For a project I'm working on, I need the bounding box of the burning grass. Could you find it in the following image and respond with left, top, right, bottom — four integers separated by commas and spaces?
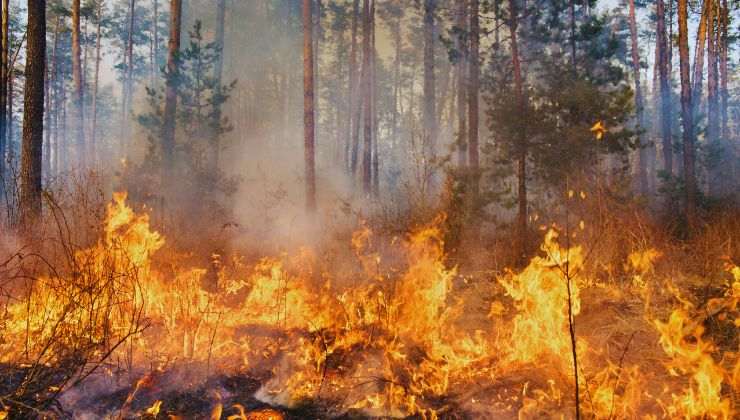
0, 192, 738, 419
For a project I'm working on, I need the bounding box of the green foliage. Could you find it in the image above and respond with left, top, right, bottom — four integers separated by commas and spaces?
137, 21, 237, 204
105, 0, 168, 84
483, 0, 636, 196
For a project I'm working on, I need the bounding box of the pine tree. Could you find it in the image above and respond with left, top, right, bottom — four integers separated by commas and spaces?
20, 0, 46, 225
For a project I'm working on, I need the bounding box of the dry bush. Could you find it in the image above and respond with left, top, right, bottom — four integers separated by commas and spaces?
0, 176, 149, 417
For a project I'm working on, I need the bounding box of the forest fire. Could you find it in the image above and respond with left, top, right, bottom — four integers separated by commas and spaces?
1, 193, 737, 418
0, 0, 738, 418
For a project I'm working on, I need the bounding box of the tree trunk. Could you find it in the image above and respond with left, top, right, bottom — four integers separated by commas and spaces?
691, 0, 710, 112
456, 0, 467, 167
162, 0, 182, 179
72, 0, 86, 168
468, 0, 479, 177
706, 0, 720, 195
656, 0, 672, 176
361, 0, 372, 195
493, 0, 500, 50
628, 0, 648, 194
121, 0, 135, 154
46, 18, 61, 175
719, 0, 730, 189
20, 0, 46, 225
677, 0, 696, 227
348, 0, 360, 176
5, 53, 11, 163
212, 0, 225, 174
390, 8, 401, 155
568, 0, 576, 74
0, 0, 7, 182
44, 45, 51, 175
509, 0, 528, 264
303, 0, 317, 211
91, 0, 103, 164
370, 0, 379, 196
151, 0, 158, 82
59, 68, 68, 173
423, 0, 437, 160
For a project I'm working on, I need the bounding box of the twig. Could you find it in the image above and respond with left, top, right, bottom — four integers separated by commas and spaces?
608, 331, 636, 420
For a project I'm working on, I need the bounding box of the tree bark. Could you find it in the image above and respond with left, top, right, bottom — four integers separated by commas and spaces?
390, 7, 401, 158
20, 0, 46, 225
303, 0, 317, 210
162, 0, 182, 179
691, 0, 710, 112
509, 0, 527, 261
677, 0, 696, 227
628, 0, 648, 194
370, 0, 379, 196
719, 0, 729, 188
47, 18, 62, 175
706, 0, 720, 195
423, 0, 437, 160
212, 0, 226, 174
61, 72, 68, 172
468, 0, 479, 177
656, 0, 672, 176
72, 0, 86, 168
361, 0, 372, 195
91, 0, 103, 164
121, 0, 135, 154
568, 0, 576, 74
5, 51, 11, 163
456, 0, 467, 167
0, 0, 7, 181
348, 0, 360, 176
151, 0, 158, 82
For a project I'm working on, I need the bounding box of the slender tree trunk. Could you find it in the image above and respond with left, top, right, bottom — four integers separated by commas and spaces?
667, 0, 673, 82
314, 0, 321, 146
72, 0, 86, 168
628, 0, 648, 194
423, 0, 437, 160
349, 0, 360, 176
60, 70, 68, 173
671, 0, 682, 175
43, 48, 51, 175
370, 0, 379, 196
83, 17, 89, 91
211, 0, 226, 174
494, 0, 500, 50
303, 0, 317, 211
568, 0, 576, 74
361, 0, 372, 195
151, 0, 158, 81
719, 0, 729, 187
52, 68, 59, 175
390, 9, 401, 152
121, 0, 135, 154
468, 0, 479, 180
5, 55, 11, 163
656, 0, 672, 176
706, 0, 720, 195
692, 0, 710, 112
45, 18, 61, 176
91, 0, 103, 164
162, 0, 182, 179
456, 0, 467, 167
0, 0, 7, 182
677, 0, 696, 227
509, 0, 527, 262
20, 0, 46, 225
